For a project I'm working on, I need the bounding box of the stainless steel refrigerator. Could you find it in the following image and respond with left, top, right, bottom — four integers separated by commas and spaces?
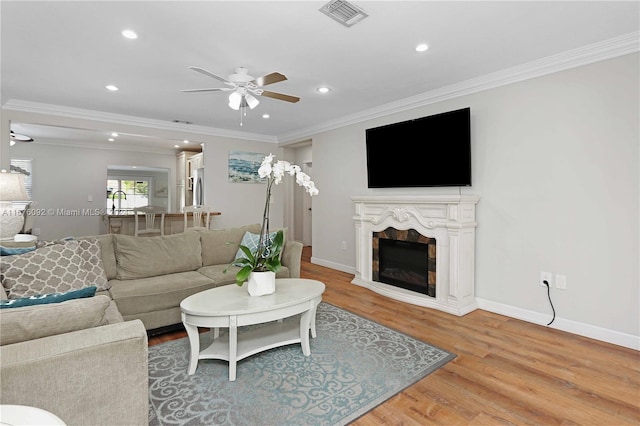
192, 167, 204, 206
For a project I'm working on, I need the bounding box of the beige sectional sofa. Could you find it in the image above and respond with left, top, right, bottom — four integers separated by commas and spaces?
90, 223, 302, 330
0, 223, 303, 426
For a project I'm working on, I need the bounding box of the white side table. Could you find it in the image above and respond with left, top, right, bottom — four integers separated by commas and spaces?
0, 404, 66, 425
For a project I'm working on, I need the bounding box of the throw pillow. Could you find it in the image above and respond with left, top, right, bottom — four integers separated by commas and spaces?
0, 286, 97, 309
234, 230, 280, 262
0, 240, 88, 299
0, 294, 111, 345
77, 238, 110, 291
0, 246, 36, 256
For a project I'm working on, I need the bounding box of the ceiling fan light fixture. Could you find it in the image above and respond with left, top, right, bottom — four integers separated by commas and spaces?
245, 94, 259, 109
228, 91, 242, 110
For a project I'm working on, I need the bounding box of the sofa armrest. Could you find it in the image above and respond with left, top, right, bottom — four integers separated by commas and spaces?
282, 240, 303, 278
0, 320, 148, 426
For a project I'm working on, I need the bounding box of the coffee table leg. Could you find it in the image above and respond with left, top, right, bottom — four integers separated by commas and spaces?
310, 297, 320, 338
300, 309, 312, 356
228, 316, 238, 381
183, 319, 200, 375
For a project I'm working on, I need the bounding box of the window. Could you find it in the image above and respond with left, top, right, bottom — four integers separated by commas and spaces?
9, 158, 32, 199
106, 178, 150, 214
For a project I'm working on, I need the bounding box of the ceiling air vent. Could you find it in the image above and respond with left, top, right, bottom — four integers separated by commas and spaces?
320, 0, 368, 27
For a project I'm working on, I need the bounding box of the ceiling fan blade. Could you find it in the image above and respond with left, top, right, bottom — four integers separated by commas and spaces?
180, 88, 231, 93
252, 72, 287, 87
260, 90, 300, 103
189, 66, 231, 83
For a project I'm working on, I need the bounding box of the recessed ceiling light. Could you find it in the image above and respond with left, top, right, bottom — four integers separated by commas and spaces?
174, 144, 180, 148
111, 132, 119, 137
262, 114, 270, 119
317, 87, 331, 94
122, 29, 138, 39
415, 43, 429, 52
108, 138, 114, 142
106, 85, 119, 91
183, 140, 189, 144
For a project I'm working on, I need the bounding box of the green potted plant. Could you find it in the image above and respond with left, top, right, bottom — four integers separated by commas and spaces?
226, 153, 318, 295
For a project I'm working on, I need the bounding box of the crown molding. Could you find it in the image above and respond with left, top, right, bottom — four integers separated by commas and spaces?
23, 140, 180, 156
2, 100, 278, 144
278, 31, 640, 143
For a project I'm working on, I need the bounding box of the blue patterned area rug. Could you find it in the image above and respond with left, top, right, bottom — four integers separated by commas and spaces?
148, 302, 456, 426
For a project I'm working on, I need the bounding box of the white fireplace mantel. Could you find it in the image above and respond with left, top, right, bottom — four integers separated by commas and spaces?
351, 195, 480, 316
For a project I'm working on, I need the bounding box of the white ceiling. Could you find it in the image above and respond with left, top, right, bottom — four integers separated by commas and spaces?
2, 1, 639, 151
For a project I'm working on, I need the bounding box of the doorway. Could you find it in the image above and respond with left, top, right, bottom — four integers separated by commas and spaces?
302, 162, 313, 246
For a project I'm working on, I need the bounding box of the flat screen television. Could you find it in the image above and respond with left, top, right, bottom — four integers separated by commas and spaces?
366, 107, 471, 188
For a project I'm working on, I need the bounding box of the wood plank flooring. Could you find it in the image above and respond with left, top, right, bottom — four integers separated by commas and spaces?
149, 246, 640, 425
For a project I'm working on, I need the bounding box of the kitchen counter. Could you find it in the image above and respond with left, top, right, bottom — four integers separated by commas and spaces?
102, 211, 221, 235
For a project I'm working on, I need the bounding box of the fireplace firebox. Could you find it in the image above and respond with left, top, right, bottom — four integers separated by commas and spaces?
372, 228, 436, 297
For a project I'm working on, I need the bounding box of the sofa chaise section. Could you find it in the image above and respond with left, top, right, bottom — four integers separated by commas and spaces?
0, 295, 148, 426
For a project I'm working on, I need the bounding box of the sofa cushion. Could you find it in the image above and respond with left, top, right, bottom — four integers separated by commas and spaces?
108, 271, 216, 316
114, 232, 202, 280
77, 238, 110, 291
199, 223, 261, 266
0, 286, 97, 309
0, 294, 111, 345
0, 240, 88, 299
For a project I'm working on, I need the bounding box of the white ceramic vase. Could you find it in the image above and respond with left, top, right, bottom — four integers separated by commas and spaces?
247, 271, 276, 296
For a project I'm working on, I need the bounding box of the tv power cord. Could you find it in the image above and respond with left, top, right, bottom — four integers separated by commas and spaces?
543, 280, 556, 326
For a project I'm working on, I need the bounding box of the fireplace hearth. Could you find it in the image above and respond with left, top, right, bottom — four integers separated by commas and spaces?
373, 228, 436, 297
352, 195, 479, 316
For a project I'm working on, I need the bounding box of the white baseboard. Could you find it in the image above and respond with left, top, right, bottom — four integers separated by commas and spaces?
308, 256, 639, 351
476, 298, 639, 351
310, 256, 355, 275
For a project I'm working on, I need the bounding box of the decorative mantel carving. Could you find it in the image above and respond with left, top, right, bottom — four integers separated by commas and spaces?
352, 195, 479, 316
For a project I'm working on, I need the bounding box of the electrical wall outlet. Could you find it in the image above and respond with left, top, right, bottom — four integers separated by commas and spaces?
556, 274, 567, 290
540, 271, 553, 287
341, 241, 347, 250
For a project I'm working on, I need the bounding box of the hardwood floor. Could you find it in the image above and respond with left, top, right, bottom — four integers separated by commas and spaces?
149, 246, 640, 425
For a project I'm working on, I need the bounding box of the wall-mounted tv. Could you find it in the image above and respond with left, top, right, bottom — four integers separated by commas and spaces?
366, 107, 471, 188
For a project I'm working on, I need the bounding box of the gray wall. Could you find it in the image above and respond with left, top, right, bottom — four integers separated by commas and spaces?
308, 53, 639, 345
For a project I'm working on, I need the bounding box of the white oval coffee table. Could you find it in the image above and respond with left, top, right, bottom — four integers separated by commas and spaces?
180, 278, 325, 381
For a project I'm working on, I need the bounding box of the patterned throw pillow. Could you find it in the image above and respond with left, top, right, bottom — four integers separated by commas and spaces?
234, 231, 278, 262
0, 240, 89, 299
77, 239, 110, 291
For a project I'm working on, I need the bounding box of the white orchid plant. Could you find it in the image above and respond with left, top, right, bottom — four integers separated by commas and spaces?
227, 153, 318, 285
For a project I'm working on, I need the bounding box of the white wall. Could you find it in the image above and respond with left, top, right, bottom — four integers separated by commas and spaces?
309, 53, 639, 345
2, 111, 282, 240
200, 139, 285, 231
9, 142, 175, 240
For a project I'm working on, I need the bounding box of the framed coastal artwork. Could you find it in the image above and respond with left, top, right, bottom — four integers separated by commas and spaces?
228, 151, 266, 183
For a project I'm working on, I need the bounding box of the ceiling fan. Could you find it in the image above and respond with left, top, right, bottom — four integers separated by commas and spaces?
10, 130, 33, 145
181, 66, 300, 125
